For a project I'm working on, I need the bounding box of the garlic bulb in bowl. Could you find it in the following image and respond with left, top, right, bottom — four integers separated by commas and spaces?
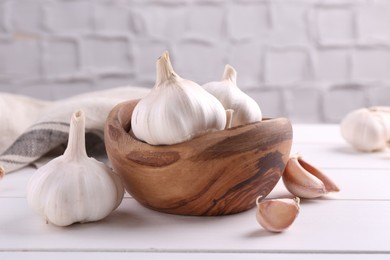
340, 107, 390, 152
203, 64, 262, 127
131, 51, 226, 145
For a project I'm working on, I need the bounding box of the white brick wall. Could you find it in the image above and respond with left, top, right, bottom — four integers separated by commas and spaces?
1, 0, 390, 123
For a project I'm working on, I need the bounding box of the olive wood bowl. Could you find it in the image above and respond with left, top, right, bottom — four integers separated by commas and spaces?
104, 99, 293, 216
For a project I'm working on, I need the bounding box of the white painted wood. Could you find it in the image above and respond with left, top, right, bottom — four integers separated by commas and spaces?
292, 124, 345, 144
0, 252, 389, 260
291, 124, 390, 169
1, 198, 390, 253
1, 124, 390, 258
0, 167, 32, 198
291, 143, 390, 169
269, 169, 390, 200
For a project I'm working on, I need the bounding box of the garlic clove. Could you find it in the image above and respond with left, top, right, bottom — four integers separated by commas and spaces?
340, 107, 390, 152
131, 51, 227, 145
282, 153, 339, 199
0, 165, 4, 180
255, 196, 300, 233
296, 155, 339, 193
203, 64, 262, 127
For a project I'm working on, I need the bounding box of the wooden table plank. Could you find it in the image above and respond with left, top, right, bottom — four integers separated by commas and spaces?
1, 124, 389, 258
269, 168, 390, 200
1, 252, 389, 260
290, 143, 390, 169
292, 124, 345, 144
1, 197, 390, 253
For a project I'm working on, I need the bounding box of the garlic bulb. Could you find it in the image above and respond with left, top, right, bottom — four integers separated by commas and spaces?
203, 64, 262, 127
131, 51, 226, 145
255, 196, 300, 233
27, 110, 124, 226
340, 107, 390, 152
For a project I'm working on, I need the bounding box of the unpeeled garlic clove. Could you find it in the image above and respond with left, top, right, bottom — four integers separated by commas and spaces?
282, 153, 340, 199
255, 196, 300, 233
0, 166, 4, 180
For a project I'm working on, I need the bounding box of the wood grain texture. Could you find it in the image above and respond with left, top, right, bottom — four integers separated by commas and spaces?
104, 99, 293, 216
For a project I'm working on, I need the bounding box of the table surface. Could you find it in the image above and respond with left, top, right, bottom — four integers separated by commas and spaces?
1, 124, 390, 260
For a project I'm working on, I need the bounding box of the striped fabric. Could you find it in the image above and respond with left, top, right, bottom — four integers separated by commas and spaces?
0, 86, 149, 174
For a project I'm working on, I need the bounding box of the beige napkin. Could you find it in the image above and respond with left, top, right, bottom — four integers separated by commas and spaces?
0, 86, 149, 174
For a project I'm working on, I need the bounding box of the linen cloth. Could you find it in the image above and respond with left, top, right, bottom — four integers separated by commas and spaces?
0, 86, 149, 175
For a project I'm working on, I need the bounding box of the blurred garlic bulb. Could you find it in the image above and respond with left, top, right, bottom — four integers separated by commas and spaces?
340, 107, 390, 152
203, 64, 262, 127
131, 51, 226, 145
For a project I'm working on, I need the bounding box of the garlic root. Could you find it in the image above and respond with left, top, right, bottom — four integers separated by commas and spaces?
282, 153, 339, 199
255, 196, 300, 233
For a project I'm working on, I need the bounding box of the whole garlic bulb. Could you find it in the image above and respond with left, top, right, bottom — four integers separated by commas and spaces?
203, 64, 262, 127
131, 51, 226, 145
340, 107, 390, 152
27, 110, 124, 226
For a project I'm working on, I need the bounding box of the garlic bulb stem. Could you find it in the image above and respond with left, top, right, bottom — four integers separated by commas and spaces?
63, 110, 87, 160
156, 51, 176, 85
223, 64, 237, 82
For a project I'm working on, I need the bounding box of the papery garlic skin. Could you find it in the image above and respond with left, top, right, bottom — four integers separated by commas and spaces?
27, 110, 124, 227
131, 51, 226, 145
203, 64, 262, 127
256, 197, 300, 233
340, 107, 390, 152
282, 153, 339, 199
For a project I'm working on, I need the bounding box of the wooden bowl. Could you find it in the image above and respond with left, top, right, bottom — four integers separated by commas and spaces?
104, 99, 293, 216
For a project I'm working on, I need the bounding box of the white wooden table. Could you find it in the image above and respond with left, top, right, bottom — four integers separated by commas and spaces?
1, 124, 390, 259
